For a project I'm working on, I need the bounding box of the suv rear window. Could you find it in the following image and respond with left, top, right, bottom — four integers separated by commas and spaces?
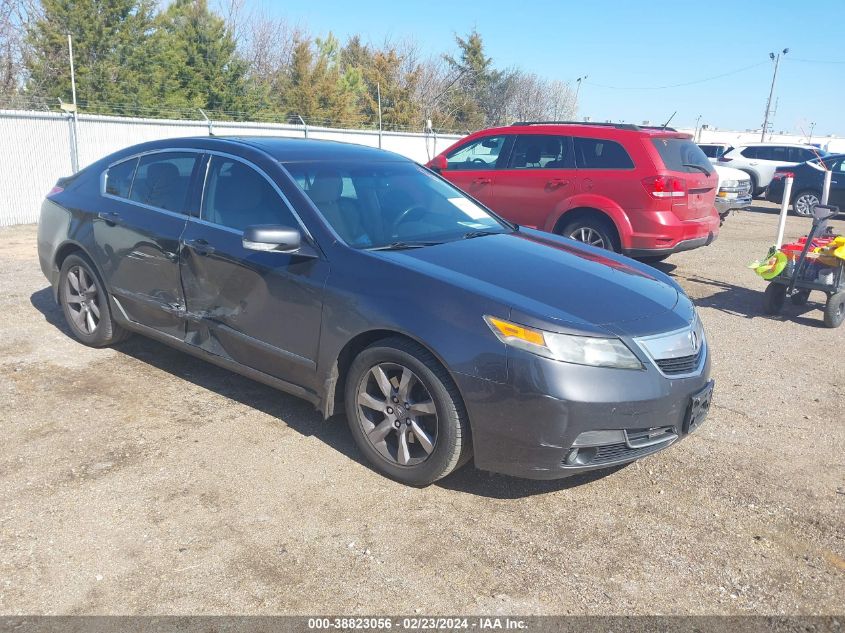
698, 144, 724, 158
651, 138, 711, 173
573, 137, 634, 169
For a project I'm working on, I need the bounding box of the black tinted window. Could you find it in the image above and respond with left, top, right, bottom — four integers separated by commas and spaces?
790, 147, 818, 162
768, 146, 789, 161
740, 147, 758, 159
129, 152, 197, 213
507, 135, 571, 169
698, 145, 722, 158
202, 157, 296, 232
651, 138, 711, 173
574, 137, 634, 169
446, 136, 506, 170
104, 158, 138, 198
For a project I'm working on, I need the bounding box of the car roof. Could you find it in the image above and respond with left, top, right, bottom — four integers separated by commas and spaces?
117, 135, 411, 163
733, 142, 818, 149
479, 122, 691, 139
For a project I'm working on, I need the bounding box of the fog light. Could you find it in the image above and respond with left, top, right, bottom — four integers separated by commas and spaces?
564, 447, 597, 466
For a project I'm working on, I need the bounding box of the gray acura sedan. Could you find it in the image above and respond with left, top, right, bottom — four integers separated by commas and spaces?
38, 137, 713, 485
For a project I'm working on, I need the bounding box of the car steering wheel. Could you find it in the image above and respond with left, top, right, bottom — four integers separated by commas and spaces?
470, 158, 487, 166
392, 205, 429, 230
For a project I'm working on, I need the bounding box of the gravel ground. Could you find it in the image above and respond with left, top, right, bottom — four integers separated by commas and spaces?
0, 203, 843, 616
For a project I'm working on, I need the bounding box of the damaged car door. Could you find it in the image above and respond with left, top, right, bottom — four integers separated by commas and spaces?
179, 154, 328, 385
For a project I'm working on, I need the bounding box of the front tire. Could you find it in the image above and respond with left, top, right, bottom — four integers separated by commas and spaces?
344, 337, 471, 486
763, 282, 786, 315
59, 253, 129, 347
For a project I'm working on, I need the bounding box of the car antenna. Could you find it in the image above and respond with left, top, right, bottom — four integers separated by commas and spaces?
661, 111, 677, 130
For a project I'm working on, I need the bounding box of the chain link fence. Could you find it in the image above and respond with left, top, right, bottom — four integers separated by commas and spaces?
0, 108, 463, 227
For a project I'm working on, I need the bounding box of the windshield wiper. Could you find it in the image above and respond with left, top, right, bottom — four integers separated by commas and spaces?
462, 230, 503, 239
367, 240, 444, 251
683, 163, 712, 176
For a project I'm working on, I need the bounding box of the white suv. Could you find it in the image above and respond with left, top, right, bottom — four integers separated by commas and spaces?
718, 143, 823, 196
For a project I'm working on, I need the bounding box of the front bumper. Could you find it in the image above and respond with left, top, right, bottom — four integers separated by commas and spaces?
715, 193, 753, 215
455, 344, 712, 479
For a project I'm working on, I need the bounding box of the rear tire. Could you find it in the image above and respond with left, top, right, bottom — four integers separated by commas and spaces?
763, 282, 786, 315
59, 253, 130, 347
560, 216, 619, 252
344, 337, 471, 486
636, 255, 670, 264
792, 190, 821, 217
791, 290, 810, 306
823, 292, 845, 328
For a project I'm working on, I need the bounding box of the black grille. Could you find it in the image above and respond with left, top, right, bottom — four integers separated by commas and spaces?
655, 347, 703, 375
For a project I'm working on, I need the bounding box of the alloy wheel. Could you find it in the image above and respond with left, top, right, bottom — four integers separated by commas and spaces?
356, 362, 438, 466
570, 226, 606, 248
794, 193, 819, 217
64, 265, 101, 335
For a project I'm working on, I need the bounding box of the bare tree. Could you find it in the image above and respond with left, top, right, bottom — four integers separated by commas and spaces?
0, 0, 29, 98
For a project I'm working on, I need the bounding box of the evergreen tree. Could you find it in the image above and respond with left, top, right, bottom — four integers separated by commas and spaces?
25, 0, 156, 112
144, 0, 253, 117
443, 29, 503, 129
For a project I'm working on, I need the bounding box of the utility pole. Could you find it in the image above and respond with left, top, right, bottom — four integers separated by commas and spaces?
67, 33, 79, 173
574, 75, 588, 114
377, 81, 383, 149
761, 48, 788, 142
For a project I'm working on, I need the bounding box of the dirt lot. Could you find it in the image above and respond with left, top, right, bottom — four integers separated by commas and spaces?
0, 204, 843, 616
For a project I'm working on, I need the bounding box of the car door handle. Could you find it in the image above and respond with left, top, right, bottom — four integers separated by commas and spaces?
184, 238, 215, 256
546, 178, 569, 188
472, 177, 491, 185
97, 211, 121, 225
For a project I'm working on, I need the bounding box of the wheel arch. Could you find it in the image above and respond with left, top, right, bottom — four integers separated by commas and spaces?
322, 328, 467, 422
51, 240, 98, 302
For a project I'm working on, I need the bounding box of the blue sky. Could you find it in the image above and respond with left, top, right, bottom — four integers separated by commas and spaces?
263, 0, 845, 136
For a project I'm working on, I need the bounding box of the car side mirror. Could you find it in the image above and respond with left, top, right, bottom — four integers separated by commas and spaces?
242, 225, 305, 254
429, 155, 448, 173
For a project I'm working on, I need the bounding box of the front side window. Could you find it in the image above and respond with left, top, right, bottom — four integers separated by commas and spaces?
104, 158, 138, 198
507, 135, 571, 169
574, 137, 634, 169
284, 160, 509, 249
446, 136, 506, 171
129, 152, 198, 213
790, 147, 819, 163
202, 157, 296, 232
741, 147, 759, 159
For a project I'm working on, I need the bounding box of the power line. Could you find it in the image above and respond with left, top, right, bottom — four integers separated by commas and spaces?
585, 61, 769, 91
786, 57, 845, 64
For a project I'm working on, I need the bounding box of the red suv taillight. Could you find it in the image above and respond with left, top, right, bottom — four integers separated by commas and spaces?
641, 175, 687, 199
47, 185, 64, 197
718, 156, 733, 162
772, 171, 794, 180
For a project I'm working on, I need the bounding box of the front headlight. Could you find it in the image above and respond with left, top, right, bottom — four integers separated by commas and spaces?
721, 179, 739, 188
484, 316, 643, 370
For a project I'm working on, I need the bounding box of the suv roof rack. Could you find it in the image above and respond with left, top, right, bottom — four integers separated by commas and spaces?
510, 120, 677, 132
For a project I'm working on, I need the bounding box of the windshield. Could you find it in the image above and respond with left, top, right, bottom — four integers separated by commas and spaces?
652, 138, 712, 174
283, 160, 510, 249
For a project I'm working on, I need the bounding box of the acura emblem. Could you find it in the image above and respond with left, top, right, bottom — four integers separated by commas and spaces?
689, 330, 699, 353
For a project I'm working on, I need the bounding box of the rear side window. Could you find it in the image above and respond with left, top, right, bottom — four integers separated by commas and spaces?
104, 158, 138, 198
650, 138, 711, 173
698, 144, 724, 158
129, 152, 198, 213
574, 137, 634, 169
446, 136, 507, 170
740, 147, 759, 159
507, 135, 571, 169
789, 147, 818, 162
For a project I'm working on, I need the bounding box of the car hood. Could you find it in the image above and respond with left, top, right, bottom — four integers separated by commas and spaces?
373, 228, 686, 336
714, 164, 750, 185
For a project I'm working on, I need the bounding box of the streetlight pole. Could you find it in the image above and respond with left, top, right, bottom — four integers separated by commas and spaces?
761, 48, 788, 142
694, 114, 702, 142
808, 121, 816, 144
574, 75, 588, 116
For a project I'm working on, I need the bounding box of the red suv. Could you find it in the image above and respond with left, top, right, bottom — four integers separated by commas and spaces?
427, 122, 720, 259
